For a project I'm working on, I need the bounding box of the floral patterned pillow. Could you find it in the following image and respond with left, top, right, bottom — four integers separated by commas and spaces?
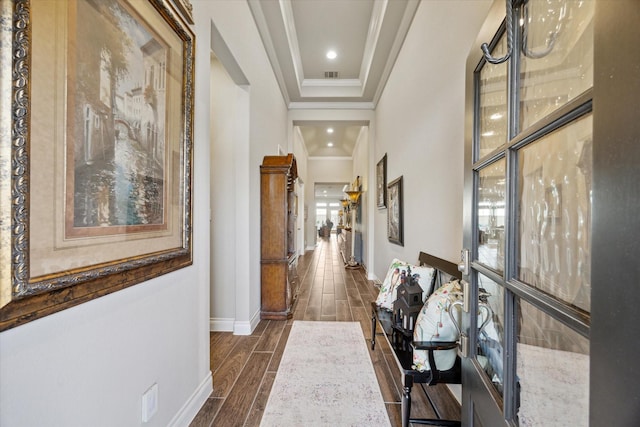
412, 280, 463, 372
375, 259, 435, 310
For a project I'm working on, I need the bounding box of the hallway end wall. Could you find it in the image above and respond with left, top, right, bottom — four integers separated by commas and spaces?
306, 158, 354, 250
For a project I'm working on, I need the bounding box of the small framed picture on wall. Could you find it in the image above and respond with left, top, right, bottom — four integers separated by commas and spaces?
376, 154, 387, 209
387, 176, 403, 246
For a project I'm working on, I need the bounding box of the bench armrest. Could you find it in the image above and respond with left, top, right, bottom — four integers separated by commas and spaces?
411, 340, 460, 385
412, 341, 458, 351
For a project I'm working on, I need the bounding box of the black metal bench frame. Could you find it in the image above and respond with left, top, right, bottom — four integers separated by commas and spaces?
370, 252, 462, 427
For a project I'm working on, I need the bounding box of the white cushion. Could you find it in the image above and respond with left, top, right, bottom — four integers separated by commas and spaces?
412, 280, 462, 372
375, 259, 435, 310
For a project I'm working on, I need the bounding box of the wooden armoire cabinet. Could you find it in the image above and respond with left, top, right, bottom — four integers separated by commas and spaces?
260, 153, 298, 319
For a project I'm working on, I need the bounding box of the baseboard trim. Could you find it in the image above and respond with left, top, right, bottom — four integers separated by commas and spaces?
233, 309, 261, 335
364, 267, 376, 282
250, 308, 261, 331
212, 310, 261, 335
446, 384, 462, 405
168, 371, 213, 427
210, 317, 234, 332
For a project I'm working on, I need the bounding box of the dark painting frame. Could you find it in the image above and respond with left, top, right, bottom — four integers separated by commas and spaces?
387, 176, 403, 246
376, 154, 387, 209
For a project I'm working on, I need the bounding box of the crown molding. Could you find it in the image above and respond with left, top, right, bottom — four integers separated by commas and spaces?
288, 101, 375, 110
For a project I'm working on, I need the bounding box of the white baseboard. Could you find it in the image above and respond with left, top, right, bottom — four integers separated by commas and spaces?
447, 384, 462, 405
250, 308, 261, 331
367, 269, 379, 282
168, 371, 213, 427
233, 309, 261, 335
209, 317, 234, 332
211, 310, 261, 335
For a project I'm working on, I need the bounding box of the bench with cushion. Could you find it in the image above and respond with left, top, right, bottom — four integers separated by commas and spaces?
371, 252, 463, 427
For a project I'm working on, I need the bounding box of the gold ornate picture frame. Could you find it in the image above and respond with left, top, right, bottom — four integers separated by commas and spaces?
376, 153, 387, 209
387, 176, 403, 246
169, 0, 193, 24
0, 0, 195, 331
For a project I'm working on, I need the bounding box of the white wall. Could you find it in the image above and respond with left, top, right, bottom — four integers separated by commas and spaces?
352, 126, 370, 269
0, 8, 215, 427
202, 1, 289, 334
210, 55, 241, 330
372, 0, 492, 280
292, 127, 309, 253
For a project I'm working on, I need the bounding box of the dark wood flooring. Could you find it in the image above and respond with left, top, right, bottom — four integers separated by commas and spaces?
190, 235, 461, 427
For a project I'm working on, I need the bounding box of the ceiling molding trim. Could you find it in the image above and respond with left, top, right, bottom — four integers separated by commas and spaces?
301, 78, 362, 88
288, 101, 375, 110
372, 0, 420, 106
247, 0, 290, 105
279, 0, 305, 92
308, 156, 354, 161
359, 0, 388, 90
299, 85, 363, 98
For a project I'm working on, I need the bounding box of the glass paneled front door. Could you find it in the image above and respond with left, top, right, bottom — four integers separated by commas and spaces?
463, 1, 594, 425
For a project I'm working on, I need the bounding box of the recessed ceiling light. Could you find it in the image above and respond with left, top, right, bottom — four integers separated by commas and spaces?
326, 50, 337, 60
327, 128, 334, 134
490, 113, 503, 120
327, 142, 334, 147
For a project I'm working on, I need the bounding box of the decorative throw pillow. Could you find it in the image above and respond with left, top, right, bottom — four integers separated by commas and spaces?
375, 259, 435, 310
412, 280, 463, 372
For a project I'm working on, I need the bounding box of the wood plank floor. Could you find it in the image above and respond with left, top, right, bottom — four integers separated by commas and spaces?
190, 235, 461, 427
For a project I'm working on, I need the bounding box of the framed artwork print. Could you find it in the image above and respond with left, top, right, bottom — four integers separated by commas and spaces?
170, 0, 194, 24
387, 176, 403, 246
376, 154, 387, 208
0, 0, 195, 331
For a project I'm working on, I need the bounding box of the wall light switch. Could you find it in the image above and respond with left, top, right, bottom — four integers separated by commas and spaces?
141, 383, 158, 423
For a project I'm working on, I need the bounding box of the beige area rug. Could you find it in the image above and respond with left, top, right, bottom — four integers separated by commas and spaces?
260, 321, 391, 427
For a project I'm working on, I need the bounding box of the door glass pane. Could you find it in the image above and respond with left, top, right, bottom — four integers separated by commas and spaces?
478, 36, 508, 160
517, 299, 589, 426
517, 114, 592, 312
478, 159, 506, 272
520, 0, 594, 130
477, 274, 505, 396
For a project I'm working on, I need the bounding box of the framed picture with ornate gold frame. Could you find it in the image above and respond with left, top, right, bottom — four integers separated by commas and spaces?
169, 0, 194, 24
376, 154, 387, 208
387, 176, 403, 246
0, 0, 195, 331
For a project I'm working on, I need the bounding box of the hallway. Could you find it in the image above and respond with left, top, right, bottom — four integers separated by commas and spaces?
190, 236, 460, 426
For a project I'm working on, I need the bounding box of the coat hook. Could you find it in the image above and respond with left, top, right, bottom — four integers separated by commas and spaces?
522, 2, 566, 59
481, 0, 514, 65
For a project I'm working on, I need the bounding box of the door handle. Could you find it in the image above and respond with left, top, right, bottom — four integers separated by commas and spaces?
461, 280, 470, 312
458, 248, 470, 276
459, 333, 469, 358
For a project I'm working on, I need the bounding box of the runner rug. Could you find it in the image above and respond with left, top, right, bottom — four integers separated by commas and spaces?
260, 321, 391, 426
